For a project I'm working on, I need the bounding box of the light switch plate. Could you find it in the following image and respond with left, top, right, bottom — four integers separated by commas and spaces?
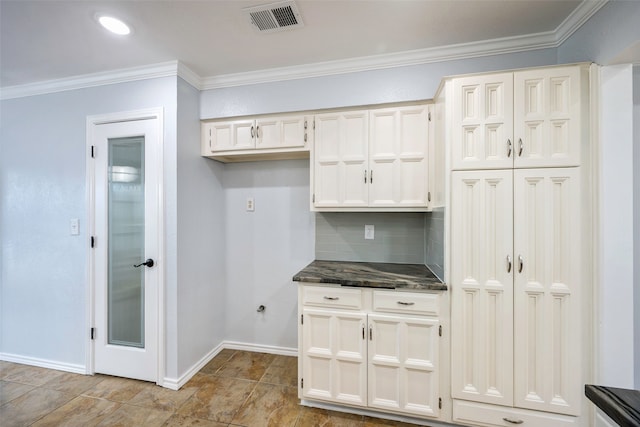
70, 218, 80, 235
365, 224, 374, 240
246, 197, 255, 212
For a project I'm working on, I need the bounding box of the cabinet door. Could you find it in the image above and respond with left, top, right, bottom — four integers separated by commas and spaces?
513, 168, 581, 415
255, 115, 308, 150
369, 106, 429, 208
301, 308, 367, 406
451, 74, 514, 170
203, 121, 234, 152
514, 67, 581, 168
313, 111, 368, 207
450, 170, 514, 406
232, 120, 256, 150
368, 314, 440, 418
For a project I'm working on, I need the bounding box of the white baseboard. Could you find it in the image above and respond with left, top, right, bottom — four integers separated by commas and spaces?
222, 341, 298, 357
0, 352, 86, 375
161, 341, 298, 390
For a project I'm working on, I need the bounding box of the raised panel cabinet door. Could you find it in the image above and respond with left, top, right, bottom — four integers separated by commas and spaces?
232, 119, 256, 150
450, 170, 514, 406
368, 106, 429, 208
513, 66, 582, 168
368, 314, 440, 418
313, 111, 368, 207
205, 121, 234, 152
255, 115, 308, 149
451, 73, 514, 170
513, 168, 581, 415
301, 308, 367, 406
254, 116, 281, 149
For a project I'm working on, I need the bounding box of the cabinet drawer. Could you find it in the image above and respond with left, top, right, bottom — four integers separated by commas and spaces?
373, 291, 439, 316
302, 286, 362, 310
453, 400, 579, 427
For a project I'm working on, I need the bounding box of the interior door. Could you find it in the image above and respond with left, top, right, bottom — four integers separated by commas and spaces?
91, 116, 161, 382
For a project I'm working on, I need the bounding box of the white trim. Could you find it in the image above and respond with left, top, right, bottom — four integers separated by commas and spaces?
0, 353, 86, 375
222, 341, 298, 357
161, 341, 298, 390
0, 61, 202, 100
555, 0, 609, 45
85, 108, 165, 386
162, 342, 225, 391
0, 1, 608, 98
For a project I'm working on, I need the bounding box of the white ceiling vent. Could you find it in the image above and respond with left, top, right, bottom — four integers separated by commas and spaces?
244, 1, 304, 33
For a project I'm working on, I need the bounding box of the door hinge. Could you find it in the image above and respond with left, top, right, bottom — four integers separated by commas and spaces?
313, 120, 315, 130
428, 111, 432, 121
301, 314, 304, 325
91, 145, 95, 158
312, 194, 315, 203
439, 325, 442, 337
439, 397, 442, 409
90, 236, 95, 248
301, 378, 304, 388
90, 327, 96, 340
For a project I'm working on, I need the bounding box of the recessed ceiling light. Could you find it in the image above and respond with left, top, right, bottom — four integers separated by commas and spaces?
98, 16, 131, 35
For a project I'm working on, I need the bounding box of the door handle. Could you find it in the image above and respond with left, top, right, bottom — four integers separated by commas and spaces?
134, 258, 154, 268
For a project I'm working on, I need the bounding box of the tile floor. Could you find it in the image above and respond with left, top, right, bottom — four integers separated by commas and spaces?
0, 350, 427, 427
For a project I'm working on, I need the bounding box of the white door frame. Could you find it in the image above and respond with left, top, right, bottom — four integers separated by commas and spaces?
85, 108, 165, 386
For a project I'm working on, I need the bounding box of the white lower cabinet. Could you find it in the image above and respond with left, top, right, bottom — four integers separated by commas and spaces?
298, 284, 443, 420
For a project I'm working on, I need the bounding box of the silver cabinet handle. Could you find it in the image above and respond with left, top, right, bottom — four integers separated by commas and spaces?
518, 138, 523, 156
304, 133, 307, 142
518, 255, 524, 273
503, 418, 524, 425
369, 326, 373, 340
256, 125, 260, 138
364, 170, 367, 183
251, 126, 254, 138
506, 255, 512, 273
362, 326, 365, 340
507, 139, 512, 158
370, 170, 373, 183
323, 296, 339, 301
397, 301, 415, 306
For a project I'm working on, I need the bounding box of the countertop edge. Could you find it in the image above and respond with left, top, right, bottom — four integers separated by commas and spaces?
585, 384, 640, 427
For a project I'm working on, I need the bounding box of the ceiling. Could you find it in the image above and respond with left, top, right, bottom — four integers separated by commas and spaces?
1, 0, 602, 90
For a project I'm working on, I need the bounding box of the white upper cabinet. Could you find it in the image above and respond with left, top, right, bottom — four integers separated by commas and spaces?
452, 73, 514, 170
451, 66, 582, 170
201, 113, 312, 162
513, 67, 582, 168
313, 110, 369, 208
312, 104, 435, 211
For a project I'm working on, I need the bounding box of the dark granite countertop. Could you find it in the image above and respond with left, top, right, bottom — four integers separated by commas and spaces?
585, 385, 640, 427
292, 260, 446, 291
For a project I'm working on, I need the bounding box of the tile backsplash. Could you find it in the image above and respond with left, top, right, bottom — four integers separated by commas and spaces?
315, 212, 427, 264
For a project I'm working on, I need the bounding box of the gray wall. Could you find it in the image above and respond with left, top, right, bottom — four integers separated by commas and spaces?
176, 78, 226, 377
200, 49, 557, 119
0, 77, 178, 370
223, 159, 314, 349
425, 209, 445, 280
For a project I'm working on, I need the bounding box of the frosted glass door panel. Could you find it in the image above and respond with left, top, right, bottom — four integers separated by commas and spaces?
108, 136, 145, 348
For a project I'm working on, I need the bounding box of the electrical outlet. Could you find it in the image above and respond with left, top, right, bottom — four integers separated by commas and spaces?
246, 197, 255, 212
365, 224, 375, 240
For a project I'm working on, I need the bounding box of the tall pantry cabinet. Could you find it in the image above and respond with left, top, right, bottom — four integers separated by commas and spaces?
444, 64, 592, 426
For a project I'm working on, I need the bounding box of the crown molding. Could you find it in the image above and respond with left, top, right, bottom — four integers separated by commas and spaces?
0, 61, 203, 100
555, 0, 608, 45
0, 0, 608, 99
